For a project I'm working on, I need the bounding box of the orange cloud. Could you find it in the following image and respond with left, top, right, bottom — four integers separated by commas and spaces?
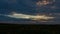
36, 0, 54, 7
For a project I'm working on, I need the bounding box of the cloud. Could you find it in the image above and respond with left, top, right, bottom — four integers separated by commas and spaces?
0, 12, 60, 24
36, 0, 54, 7
1, 12, 54, 22
50, 6, 59, 9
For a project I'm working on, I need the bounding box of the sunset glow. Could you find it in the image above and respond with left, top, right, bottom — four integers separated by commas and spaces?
4, 12, 55, 21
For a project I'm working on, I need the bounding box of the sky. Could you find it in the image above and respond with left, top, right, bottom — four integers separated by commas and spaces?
0, 0, 60, 24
